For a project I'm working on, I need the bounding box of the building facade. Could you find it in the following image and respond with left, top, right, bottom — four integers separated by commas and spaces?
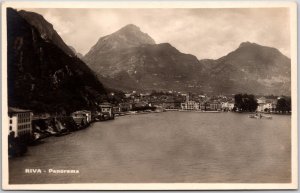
209, 102, 222, 111
119, 103, 133, 112
99, 102, 113, 117
181, 100, 200, 110
71, 110, 92, 125
8, 107, 33, 138
256, 97, 277, 112
221, 102, 235, 111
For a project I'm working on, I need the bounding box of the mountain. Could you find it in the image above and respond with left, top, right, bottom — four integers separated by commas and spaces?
18, 10, 75, 57
7, 8, 107, 114
84, 24, 155, 64
202, 42, 291, 95
69, 45, 83, 58
84, 24, 290, 95
83, 24, 204, 92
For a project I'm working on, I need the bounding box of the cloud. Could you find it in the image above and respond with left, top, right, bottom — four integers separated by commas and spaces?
23, 8, 290, 59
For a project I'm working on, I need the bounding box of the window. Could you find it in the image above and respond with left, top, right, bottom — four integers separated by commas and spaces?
9, 126, 12, 131
9, 119, 12, 124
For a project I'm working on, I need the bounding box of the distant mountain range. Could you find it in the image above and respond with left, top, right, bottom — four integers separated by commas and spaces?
7, 8, 107, 114
83, 24, 291, 95
7, 7, 291, 115
202, 42, 291, 95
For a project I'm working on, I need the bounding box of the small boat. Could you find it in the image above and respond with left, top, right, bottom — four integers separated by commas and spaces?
263, 115, 273, 119
249, 114, 272, 119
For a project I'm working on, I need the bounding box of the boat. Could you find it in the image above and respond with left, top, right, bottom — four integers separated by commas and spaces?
165, 109, 179, 111
264, 116, 273, 119
179, 110, 221, 113
195, 110, 221, 113
249, 114, 272, 119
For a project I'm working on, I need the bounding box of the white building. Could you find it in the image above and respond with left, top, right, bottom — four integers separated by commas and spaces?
99, 102, 113, 117
181, 101, 200, 110
228, 103, 235, 110
221, 102, 235, 111
8, 107, 33, 137
181, 95, 199, 110
256, 97, 277, 112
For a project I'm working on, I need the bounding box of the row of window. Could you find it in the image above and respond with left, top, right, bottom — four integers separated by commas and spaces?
18, 118, 31, 124
18, 124, 31, 130
17, 113, 30, 118
18, 130, 30, 136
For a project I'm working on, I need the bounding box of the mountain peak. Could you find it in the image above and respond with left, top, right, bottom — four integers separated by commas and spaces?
84, 24, 155, 58
119, 24, 141, 32
239, 41, 259, 48
113, 24, 155, 45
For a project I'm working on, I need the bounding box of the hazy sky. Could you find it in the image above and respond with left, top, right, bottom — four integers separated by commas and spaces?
24, 8, 290, 59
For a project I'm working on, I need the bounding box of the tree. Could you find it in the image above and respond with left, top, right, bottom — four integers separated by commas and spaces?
276, 97, 291, 113
234, 93, 258, 112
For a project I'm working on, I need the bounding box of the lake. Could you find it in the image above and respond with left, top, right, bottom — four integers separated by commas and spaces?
9, 111, 291, 184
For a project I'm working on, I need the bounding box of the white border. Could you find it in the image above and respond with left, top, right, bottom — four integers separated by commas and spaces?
1, 1, 298, 190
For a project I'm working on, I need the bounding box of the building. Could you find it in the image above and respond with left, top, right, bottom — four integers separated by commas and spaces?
199, 102, 206, 111
71, 110, 92, 125
119, 103, 133, 112
82, 110, 92, 123
124, 93, 131, 98
99, 102, 113, 117
209, 101, 222, 111
162, 100, 177, 109
8, 107, 33, 138
256, 97, 277, 112
113, 106, 121, 114
228, 102, 235, 111
221, 102, 235, 111
181, 95, 199, 110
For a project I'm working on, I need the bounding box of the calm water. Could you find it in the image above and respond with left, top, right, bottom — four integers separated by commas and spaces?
9, 112, 291, 184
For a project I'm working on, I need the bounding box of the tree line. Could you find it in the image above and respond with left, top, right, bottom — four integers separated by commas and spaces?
234, 94, 291, 113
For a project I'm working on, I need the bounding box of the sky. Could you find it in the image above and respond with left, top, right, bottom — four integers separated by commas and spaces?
24, 8, 290, 59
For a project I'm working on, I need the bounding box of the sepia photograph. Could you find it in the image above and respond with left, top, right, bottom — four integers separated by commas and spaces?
1, 1, 297, 190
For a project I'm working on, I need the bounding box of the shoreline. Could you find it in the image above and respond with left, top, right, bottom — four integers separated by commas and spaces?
10, 109, 291, 158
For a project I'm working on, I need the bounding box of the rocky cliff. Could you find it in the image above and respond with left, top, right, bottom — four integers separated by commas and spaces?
7, 8, 107, 114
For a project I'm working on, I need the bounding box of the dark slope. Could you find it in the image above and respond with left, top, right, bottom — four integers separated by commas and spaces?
7, 8, 107, 114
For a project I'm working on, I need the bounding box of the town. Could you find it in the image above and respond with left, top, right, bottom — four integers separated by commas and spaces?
8, 90, 291, 157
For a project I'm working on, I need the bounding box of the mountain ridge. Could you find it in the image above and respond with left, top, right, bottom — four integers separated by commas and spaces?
84, 24, 155, 63
7, 8, 107, 114
18, 10, 76, 57
83, 24, 290, 95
